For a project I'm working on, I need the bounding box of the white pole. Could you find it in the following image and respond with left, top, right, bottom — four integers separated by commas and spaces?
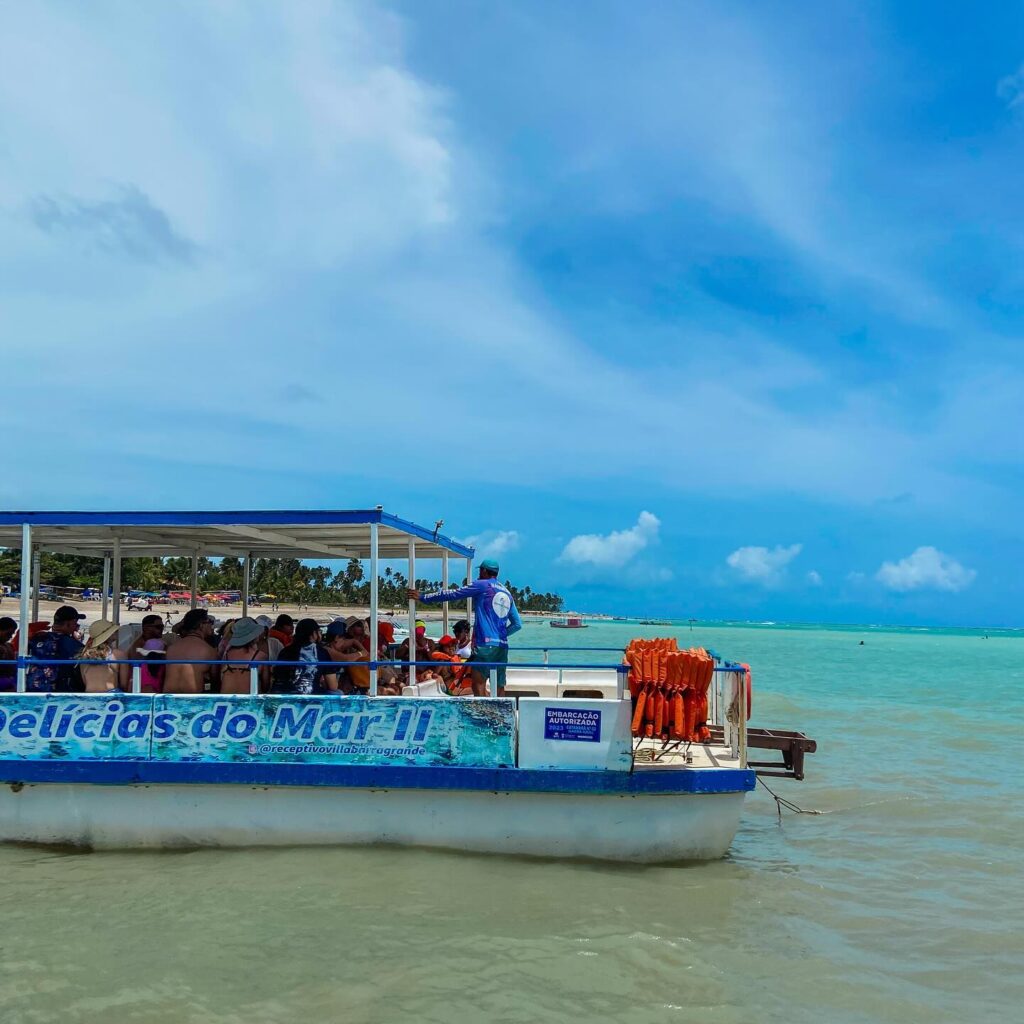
465, 556, 473, 628
111, 536, 122, 627
441, 551, 449, 636
30, 548, 41, 623
249, 666, 259, 696
131, 664, 142, 695
739, 668, 748, 768
369, 523, 379, 696
241, 552, 251, 614
190, 551, 199, 610
408, 538, 416, 685
16, 523, 31, 692
101, 555, 111, 620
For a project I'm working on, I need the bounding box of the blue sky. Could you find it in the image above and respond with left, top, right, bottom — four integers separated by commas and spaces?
2, 1, 1024, 625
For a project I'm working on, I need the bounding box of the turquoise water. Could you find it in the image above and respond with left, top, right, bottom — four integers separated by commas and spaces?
0, 620, 1021, 1023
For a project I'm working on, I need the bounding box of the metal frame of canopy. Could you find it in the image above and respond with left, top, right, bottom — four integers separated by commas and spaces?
0, 510, 476, 695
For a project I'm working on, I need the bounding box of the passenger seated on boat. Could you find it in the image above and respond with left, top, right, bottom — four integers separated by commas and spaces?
269, 614, 294, 648
395, 621, 434, 666
220, 617, 269, 695
27, 605, 86, 692
138, 640, 166, 693
452, 620, 472, 659
255, 615, 282, 660
272, 617, 339, 695
0, 616, 16, 692
215, 618, 238, 658
124, 614, 165, 662
163, 609, 220, 694
77, 618, 129, 692
430, 635, 472, 694
322, 617, 367, 694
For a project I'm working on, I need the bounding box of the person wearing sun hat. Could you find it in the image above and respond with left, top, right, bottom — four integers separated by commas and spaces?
77, 618, 130, 692
220, 617, 270, 695
408, 557, 522, 696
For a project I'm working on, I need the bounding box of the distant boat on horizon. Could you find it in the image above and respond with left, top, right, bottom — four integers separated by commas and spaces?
550, 615, 588, 629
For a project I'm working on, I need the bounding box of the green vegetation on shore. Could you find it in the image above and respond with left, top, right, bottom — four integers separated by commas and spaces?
0, 552, 564, 613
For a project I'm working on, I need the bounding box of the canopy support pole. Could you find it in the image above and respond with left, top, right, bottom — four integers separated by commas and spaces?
190, 551, 199, 610
241, 552, 251, 614
408, 539, 416, 685
16, 523, 31, 692
111, 537, 122, 626
465, 556, 474, 629
30, 549, 41, 623
101, 555, 111, 620
441, 551, 449, 636
369, 523, 379, 696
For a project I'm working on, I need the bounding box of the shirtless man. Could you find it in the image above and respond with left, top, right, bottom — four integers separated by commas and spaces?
163, 608, 219, 694
125, 614, 165, 660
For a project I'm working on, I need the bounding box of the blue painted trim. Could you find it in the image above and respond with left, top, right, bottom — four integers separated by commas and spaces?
0, 510, 475, 559
0, 509, 385, 527
379, 512, 474, 558
0, 759, 755, 795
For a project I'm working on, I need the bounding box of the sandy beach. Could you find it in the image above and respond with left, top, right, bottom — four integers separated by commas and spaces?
4, 598, 554, 632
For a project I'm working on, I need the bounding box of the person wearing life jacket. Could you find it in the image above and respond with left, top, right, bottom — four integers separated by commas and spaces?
430, 635, 472, 695
409, 559, 522, 696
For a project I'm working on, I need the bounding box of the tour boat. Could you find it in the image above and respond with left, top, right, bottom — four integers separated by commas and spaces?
549, 615, 587, 628
0, 510, 815, 862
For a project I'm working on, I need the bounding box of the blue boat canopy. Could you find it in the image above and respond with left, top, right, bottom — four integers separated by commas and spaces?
0, 510, 474, 561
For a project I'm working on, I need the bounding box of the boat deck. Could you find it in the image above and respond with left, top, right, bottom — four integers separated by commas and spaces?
631, 737, 742, 772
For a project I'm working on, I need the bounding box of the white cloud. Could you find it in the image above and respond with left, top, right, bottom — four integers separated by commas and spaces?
806, 570, 822, 586
998, 66, 1024, 110
558, 511, 660, 567
462, 529, 520, 560
726, 543, 802, 584
875, 546, 977, 593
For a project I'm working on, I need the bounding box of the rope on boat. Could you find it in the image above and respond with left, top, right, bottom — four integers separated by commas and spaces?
757, 776, 826, 819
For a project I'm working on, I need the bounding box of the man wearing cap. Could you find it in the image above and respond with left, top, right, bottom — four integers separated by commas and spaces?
408, 559, 521, 695
164, 608, 220, 694
27, 605, 86, 692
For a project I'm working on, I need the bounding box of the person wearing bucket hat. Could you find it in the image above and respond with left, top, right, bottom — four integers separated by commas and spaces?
78, 618, 129, 692
407, 557, 522, 696
221, 617, 270, 695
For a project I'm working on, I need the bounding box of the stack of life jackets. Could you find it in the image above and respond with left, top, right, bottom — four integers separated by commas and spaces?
623, 638, 714, 743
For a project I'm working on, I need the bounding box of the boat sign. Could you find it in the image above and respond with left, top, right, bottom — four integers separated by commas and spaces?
544, 707, 601, 743
0, 694, 516, 769
518, 698, 632, 772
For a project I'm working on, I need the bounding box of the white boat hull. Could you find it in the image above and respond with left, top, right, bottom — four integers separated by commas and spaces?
0, 783, 746, 862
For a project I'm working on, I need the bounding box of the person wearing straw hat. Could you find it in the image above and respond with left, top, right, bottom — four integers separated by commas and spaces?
77, 618, 129, 692
220, 616, 270, 695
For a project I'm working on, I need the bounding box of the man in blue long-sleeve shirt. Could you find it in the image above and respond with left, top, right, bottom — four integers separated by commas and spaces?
408, 558, 521, 694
